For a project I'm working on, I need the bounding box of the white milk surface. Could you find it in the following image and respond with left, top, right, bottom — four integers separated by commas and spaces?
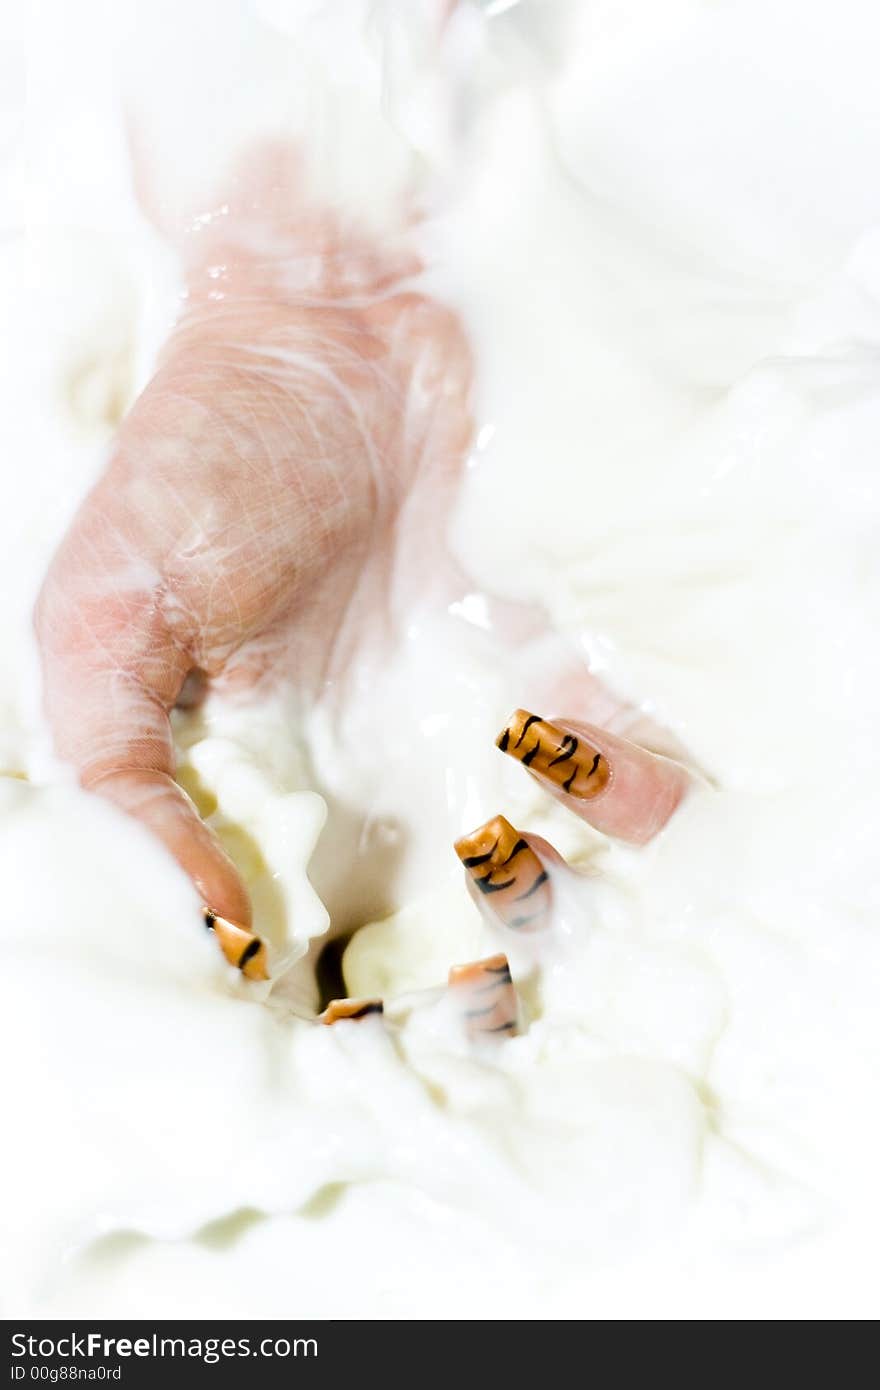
2, 0, 880, 1318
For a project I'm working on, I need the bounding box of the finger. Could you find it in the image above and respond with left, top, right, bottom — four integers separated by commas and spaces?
495, 709, 690, 846
447, 954, 519, 1041
319, 998, 384, 1025
453, 814, 560, 933
35, 555, 261, 970
91, 769, 254, 937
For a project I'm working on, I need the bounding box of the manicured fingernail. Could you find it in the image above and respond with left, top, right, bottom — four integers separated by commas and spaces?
448, 953, 518, 1040
454, 814, 551, 932
496, 709, 610, 800
320, 998, 384, 1025
204, 908, 269, 981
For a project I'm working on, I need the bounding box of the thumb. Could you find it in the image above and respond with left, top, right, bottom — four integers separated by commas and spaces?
35, 535, 264, 977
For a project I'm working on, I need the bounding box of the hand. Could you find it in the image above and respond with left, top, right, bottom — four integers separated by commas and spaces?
36, 184, 690, 976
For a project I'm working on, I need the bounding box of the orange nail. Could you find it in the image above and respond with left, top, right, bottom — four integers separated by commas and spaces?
454, 814, 551, 932
320, 998, 384, 1025
204, 908, 269, 981
448, 952, 518, 1040
496, 709, 610, 800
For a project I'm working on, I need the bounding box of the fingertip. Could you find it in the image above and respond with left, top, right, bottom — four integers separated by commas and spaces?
553, 716, 690, 843
89, 768, 253, 928
495, 708, 690, 845
204, 909, 269, 981
454, 813, 554, 933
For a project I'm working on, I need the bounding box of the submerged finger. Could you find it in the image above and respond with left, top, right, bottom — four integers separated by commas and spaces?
319, 998, 384, 1025
453, 813, 557, 933
447, 953, 519, 1040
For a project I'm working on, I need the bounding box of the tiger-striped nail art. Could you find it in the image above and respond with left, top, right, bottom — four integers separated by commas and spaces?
496, 710, 610, 800
204, 909, 269, 981
448, 953, 518, 1040
454, 814, 551, 932
320, 998, 385, 1025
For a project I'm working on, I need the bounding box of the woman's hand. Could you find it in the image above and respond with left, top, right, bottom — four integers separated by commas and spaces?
35, 203, 471, 946
36, 180, 690, 973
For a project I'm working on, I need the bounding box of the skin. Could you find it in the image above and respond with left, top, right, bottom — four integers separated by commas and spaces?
35, 170, 690, 936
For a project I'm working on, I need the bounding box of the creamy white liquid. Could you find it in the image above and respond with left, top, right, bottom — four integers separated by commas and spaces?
3, 0, 880, 1318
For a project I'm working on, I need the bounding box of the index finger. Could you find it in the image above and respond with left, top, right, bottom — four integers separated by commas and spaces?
495, 709, 690, 845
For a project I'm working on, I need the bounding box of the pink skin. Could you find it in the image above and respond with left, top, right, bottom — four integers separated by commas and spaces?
520, 719, 691, 847
461, 830, 567, 930
35, 155, 690, 933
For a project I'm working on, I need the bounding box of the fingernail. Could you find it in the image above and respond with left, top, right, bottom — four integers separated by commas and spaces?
320, 998, 384, 1025
454, 814, 552, 932
448, 953, 518, 1040
204, 908, 269, 981
496, 709, 610, 800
